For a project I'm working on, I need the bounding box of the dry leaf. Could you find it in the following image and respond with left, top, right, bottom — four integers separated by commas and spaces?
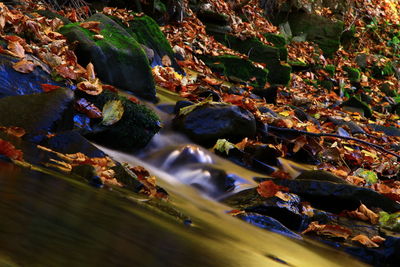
351, 235, 379, 248
7, 41, 25, 58
302, 221, 352, 239
257, 180, 289, 198
12, 59, 35, 73
162, 55, 172, 67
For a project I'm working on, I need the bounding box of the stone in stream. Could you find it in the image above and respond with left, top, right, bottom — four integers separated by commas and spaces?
0, 88, 74, 139
173, 102, 256, 147
79, 90, 161, 151
254, 178, 400, 213
0, 54, 64, 98
59, 13, 156, 101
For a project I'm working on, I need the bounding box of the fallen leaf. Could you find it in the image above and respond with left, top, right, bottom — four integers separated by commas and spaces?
80, 21, 101, 33
0, 126, 25, 137
162, 55, 172, 67
0, 139, 23, 161
41, 84, 60, 92
102, 100, 124, 126
351, 235, 379, 248
12, 59, 35, 73
257, 180, 289, 198
55, 64, 77, 80
77, 78, 102, 95
7, 41, 25, 58
74, 98, 102, 119
302, 221, 352, 239
213, 139, 235, 155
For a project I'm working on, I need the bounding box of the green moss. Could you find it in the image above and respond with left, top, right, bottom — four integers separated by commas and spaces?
85, 90, 160, 150
342, 96, 372, 118
200, 55, 268, 88
264, 33, 288, 60
372, 61, 395, 79
221, 35, 291, 85
343, 66, 361, 83
324, 64, 336, 76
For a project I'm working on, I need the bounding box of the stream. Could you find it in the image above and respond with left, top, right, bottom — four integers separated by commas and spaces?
0, 91, 367, 266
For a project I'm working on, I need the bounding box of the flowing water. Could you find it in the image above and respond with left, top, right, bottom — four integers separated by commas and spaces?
0, 90, 367, 266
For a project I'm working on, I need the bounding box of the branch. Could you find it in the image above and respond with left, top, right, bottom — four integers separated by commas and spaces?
268, 125, 400, 159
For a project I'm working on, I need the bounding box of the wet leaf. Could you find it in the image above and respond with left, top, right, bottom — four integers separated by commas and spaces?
55, 64, 77, 80
0, 139, 23, 161
12, 59, 35, 73
74, 98, 102, 119
302, 221, 352, 239
41, 84, 60, 92
0, 126, 25, 137
257, 180, 289, 198
102, 100, 124, 126
379, 211, 400, 232
213, 139, 235, 155
346, 204, 379, 224
7, 41, 25, 58
354, 168, 378, 184
80, 21, 101, 33
351, 235, 380, 248
77, 78, 102, 95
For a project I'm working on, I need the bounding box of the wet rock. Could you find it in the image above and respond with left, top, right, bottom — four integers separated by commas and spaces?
197, 90, 221, 102
173, 102, 256, 147
81, 90, 161, 151
0, 88, 74, 138
296, 170, 349, 184
173, 100, 194, 114
0, 54, 64, 98
59, 13, 156, 101
368, 124, 400, 137
327, 117, 366, 135
222, 188, 307, 231
255, 178, 400, 213
236, 212, 302, 239
199, 54, 268, 89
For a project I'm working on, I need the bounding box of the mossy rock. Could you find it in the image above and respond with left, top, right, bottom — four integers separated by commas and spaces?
82, 90, 160, 151
199, 54, 268, 88
372, 61, 395, 79
324, 64, 336, 76
343, 66, 361, 83
110, 14, 182, 72
288, 12, 344, 58
263, 33, 288, 60
342, 96, 372, 118
59, 13, 156, 101
220, 35, 291, 85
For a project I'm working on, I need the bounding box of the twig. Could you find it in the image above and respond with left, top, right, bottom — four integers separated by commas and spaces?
268, 125, 400, 159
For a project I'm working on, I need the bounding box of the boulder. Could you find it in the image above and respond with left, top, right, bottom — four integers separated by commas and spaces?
0, 88, 74, 137
173, 102, 256, 147
199, 54, 268, 88
80, 90, 161, 151
59, 13, 156, 101
0, 54, 64, 98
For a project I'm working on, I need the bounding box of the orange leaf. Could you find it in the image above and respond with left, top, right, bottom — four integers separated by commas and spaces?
7, 41, 25, 58
74, 98, 102, 119
302, 222, 352, 239
77, 79, 103, 95
55, 64, 77, 80
0, 126, 25, 137
351, 235, 379, 248
162, 55, 172, 67
80, 21, 101, 34
203, 76, 223, 85
0, 139, 23, 161
257, 180, 289, 198
12, 59, 35, 73
41, 84, 60, 92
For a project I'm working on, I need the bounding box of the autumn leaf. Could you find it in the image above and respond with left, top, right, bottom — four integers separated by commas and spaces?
80, 21, 101, 34
101, 100, 124, 126
12, 59, 35, 73
302, 221, 352, 239
86, 62, 96, 81
213, 139, 235, 155
351, 235, 380, 248
162, 55, 172, 67
0, 139, 23, 161
0, 126, 25, 137
55, 64, 77, 80
257, 180, 289, 198
41, 84, 60, 92
346, 204, 379, 224
7, 41, 25, 58
74, 98, 102, 119
77, 78, 102, 95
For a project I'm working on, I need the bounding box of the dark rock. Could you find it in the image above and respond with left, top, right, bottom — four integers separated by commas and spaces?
174, 100, 194, 114
199, 54, 269, 89
288, 12, 344, 57
342, 96, 372, 118
0, 88, 74, 137
254, 178, 400, 213
59, 13, 156, 101
327, 117, 366, 135
82, 90, 161, 151
355, 53, 368, 69
236, 212, 302, 239
0, 54, 64, 98
379, 83, 396, 97
296, 170, 349, 184
216, 35, 291, 85
263, 33, 288, 60
252, 86, 278, 104
173, 102, 256, 147
368, 124, 400, 137
197, 90, 221, 102
343, 66, 361, 83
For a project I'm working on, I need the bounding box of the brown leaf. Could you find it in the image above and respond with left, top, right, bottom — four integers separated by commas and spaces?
302, 221, 352, 239
74, 98, 102, 119
257, 180, 289, 198
86, 62, 96, 81
55, 64, 77, 80
80, 21, 101, 34
351, 235, 379, 248
77, 78, 103, 95
7, 41, 25, 58
12, 59, 35, 73
0, 126, 25, 137
41, 84, 61, 92
162, 55, 172, 67
0, 139, 23, 161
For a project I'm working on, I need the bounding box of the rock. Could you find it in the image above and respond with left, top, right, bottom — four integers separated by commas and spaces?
372, 60, 395, 79
112, 14, 183, 72
344, 66, 361, 83
255, 178, 400, 213
235, 212, 302, 239
35, 9, 71, 24
215, 35, 291, 85
252, 86, 278, 104
296, 170, 349, 184
199, 54, 268, 89
368, 124, 400, 137
288, 12, 344, 57
355, 53, 368, 69
263, 33, 288, 60
379, 83, 396, 97
327, 117, 366, 135
81, 90, 161, 151
59, 13, 156, 101
173, 102, 256, 147
0, 54, 64, 98
342, 96, 372, 118
173, 100, 194, 114
0, 88, 74, 137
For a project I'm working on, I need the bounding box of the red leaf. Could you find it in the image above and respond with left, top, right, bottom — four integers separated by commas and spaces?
0, 139, 23, 161
257, 180, 289, 198
41, 84, 60, 92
